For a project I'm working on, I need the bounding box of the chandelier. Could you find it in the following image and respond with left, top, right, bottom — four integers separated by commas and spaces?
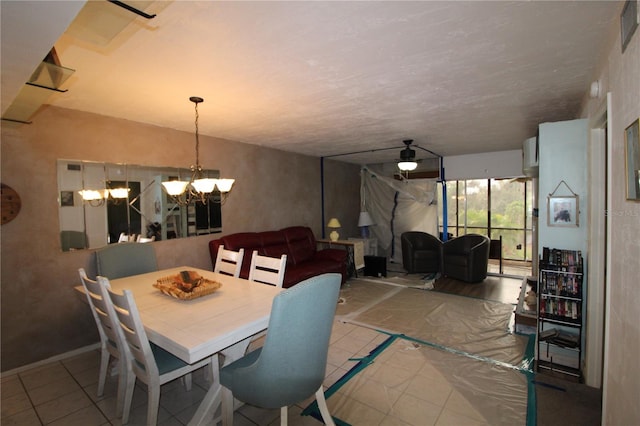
161, 96, 235, 205
78, 164, 130, 207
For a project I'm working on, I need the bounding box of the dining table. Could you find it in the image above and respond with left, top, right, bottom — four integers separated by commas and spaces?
75, 266, 283, 425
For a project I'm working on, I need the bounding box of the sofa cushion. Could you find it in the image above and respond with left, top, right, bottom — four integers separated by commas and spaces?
223, 233, 263, 252
282, 226, 316, 265
260, 231, 293, 265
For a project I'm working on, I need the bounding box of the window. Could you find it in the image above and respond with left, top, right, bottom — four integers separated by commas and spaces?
438, 178, 534, 262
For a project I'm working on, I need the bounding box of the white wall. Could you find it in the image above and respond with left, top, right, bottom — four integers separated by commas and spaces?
581, 1, 640, 422
538, 119, 589, 254
442, 149, 524, 180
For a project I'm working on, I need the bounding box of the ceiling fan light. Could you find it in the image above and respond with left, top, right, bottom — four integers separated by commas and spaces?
162, 180, 189, 196
192, 178, 218, 194
398, 161, 418, 171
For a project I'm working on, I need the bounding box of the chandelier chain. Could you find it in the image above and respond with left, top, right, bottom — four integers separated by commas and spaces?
193, 100, 200, 171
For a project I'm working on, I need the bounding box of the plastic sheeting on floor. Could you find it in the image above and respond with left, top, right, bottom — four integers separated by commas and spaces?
305, 335, 532, 426
305, 278, 536, 426
339, 285, 529, 365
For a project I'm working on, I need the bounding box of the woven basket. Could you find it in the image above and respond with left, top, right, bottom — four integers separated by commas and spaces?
153, 275, 222, 300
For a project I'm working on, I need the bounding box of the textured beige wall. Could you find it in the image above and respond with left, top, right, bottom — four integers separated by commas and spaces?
582, 3, 640, 423
0, 106, 360, 371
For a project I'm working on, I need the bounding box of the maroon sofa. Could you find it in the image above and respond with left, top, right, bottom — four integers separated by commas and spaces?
208, 226, 348, 288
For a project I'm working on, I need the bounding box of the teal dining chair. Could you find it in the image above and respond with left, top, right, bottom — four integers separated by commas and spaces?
219, 273, 341, 426
95, 242, 158, 279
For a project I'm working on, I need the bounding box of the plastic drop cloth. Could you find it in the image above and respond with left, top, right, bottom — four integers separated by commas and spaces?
361, 166, 438, 262
306, 336, 530, 426
339, 284, 528, 365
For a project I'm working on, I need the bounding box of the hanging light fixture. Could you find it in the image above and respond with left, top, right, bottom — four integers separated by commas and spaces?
162, 96, 235, 205
397, 139, 418, 171
79, 164, 130, 206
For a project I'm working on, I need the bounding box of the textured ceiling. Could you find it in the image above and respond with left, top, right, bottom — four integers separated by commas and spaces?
1, 1, 620, 165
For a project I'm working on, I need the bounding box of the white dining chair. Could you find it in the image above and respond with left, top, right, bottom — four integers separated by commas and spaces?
102, 277, 216, 425
248, 250, 287, 288
78, 268, 129, 416
214, 245, 245, 277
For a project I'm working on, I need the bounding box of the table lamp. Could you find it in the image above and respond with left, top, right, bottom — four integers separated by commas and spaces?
357, 211, 375, 238
327, 218, 341, 241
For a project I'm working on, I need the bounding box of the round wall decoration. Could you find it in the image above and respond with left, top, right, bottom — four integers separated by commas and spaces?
1, 183, 22, 225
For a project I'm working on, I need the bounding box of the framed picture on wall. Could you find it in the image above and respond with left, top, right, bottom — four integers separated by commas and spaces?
547, 195, 579, 227
60, 190, 75, 207
625, 118, 640, 201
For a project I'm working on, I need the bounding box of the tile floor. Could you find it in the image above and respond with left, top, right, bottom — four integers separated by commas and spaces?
1, 268, 530, 426
0, 319, 394, 426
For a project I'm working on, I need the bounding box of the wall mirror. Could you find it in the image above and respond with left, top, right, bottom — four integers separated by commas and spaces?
57, 159, 222, 252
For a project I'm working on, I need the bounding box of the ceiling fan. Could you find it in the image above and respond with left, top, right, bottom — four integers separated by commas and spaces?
397, 139, 421, 171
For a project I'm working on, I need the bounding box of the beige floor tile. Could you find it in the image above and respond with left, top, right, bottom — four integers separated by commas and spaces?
435, 408, 489, 426
1, 375, 26, 401
34, 388, 93, 424
46, 404, 109, 426
404, 371, 452, 407
442, 390, 486, 422
390, 393, 442, 426
61, 350, 102, 375
28, 374, 82, 406
0, 407, 42, 426
95, 394, 119, 421
20, 363, 71, 392
1, 391, 33, 419
343, 375, 403, 414
379, 414, 413, 426
327, 392, 386, 425
159, 383, 208, 416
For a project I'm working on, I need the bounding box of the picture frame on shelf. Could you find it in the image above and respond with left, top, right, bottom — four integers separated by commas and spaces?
625, 118, 640, 201
547, 195, 579, 227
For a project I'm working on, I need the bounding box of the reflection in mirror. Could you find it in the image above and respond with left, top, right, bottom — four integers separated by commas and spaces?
57, 160, 222, 251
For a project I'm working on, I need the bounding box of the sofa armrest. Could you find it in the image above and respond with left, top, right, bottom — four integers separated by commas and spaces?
315, 248, 348, 263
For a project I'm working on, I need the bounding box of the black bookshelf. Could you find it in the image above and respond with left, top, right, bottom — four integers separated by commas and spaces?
537, 247, 584, 380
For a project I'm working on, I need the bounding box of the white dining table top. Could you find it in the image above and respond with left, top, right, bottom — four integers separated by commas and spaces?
76, 266, 282, 364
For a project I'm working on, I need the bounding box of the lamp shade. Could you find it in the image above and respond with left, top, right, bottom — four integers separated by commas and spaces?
108, 187, 130, 199
162, 180, 189, 196
357, 212, 375, 227
215, 178, 235, 193
192, 178, 218, 194
327, 218, 341, 228
398, 161, 418, 171
79, 189, 106, 201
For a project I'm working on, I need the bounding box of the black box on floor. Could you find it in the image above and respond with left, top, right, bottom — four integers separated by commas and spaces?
364, 255, 387, 277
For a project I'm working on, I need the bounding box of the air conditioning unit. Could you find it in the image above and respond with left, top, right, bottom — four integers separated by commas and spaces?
523, 136, 539, 177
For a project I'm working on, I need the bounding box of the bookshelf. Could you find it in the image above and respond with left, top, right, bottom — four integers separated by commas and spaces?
537, 247, 584, 380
